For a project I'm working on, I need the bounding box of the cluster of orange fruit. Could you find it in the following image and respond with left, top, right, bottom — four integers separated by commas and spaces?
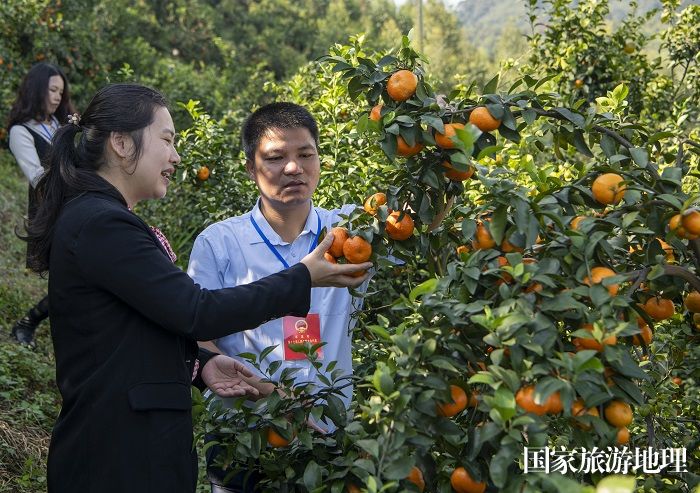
380, 463, 485, 493
324, 192, 416, 268
363, 192, 416, 241
589, 173, 700, 243
369, 69, 502, 183
516, 386, 633, 445
325, 226, 371, 277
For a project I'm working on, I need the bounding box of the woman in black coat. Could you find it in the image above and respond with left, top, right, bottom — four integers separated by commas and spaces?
25, 83, 370, 493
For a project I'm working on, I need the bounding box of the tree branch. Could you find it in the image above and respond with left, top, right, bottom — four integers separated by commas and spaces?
627, 267, 650, 298
624, 264, 700, 291
661, 265, 700, 291
684, 139, 700, 150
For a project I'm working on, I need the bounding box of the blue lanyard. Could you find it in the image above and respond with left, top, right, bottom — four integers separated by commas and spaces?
250, 210, 321, 269
39, 119, 55, 141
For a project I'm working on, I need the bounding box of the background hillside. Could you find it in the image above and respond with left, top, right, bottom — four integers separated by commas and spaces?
453, 0, 695, 54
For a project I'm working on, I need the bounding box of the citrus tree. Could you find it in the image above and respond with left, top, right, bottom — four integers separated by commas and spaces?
197, 30, 699, 492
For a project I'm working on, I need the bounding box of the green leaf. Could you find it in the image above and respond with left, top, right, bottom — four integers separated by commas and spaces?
647, 264, 666, 280
486, 103, 505, 120
324, 394, 347, 426
554, 108, 585, 128
490, 206, 508, 245
367, 325, 392, 341
522, 109, 537, 125
303, 461, 323, 490
409, 278, 438, 301
599, 135, 617, 157
490, 446, 517, 487
455, 126, 480, 155
648, 131, 675, 144
657, 194, 684, 209
259, 345, 277, 363
498, 125, 521, 143
373, 365, 394, 395
421, 168, 441, 190
611, 84, 629, 103
629, 147, 649, 167
572, 130, 593, 157
621, 212, 639, 229
383, 458, 414, 480
483, 74, 499, 94
420, 114, 445, 133
541, 292, 586, 312
356, 439, 379, 459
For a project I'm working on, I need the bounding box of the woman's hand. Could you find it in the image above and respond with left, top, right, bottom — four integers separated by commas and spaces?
301, 233, 371, 288
201, 354, 261, 398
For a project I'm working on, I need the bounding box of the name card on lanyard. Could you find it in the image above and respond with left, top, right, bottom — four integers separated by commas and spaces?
250, 210, 324, 360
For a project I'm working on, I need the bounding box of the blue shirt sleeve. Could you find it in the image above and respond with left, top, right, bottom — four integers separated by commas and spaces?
187, 233, 226, 290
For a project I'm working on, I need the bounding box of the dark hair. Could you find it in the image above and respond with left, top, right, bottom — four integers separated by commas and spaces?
241, 102, 319, 161
25, 83, 169, 274
7, 62, 74, 128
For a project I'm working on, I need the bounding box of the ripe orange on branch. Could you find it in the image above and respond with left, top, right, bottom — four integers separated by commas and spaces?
435, 122, 465, 148
406, 466, 425, 492
591, 173, 626, 205
343, 236, 372, 263
573, 323, 617, 352
515, 385, 549, 416
682, 209, 700, 237
363, 192, 387, 215
197, 165, 210, 181
469, 106, 501, 132
616, 427, 630, 445
328, 227, 349, 257
684, 291, 700, 312
631, 319, 652, 346
472, 221, 496, 250
669, 213, 697, 239
604, 400, 633, 427
267, 427, 294, 447
369, 104, 383, 122
571, 399, 599, 430
441, 160, 474, 181
387, 69, 418, 102
386, 211, 414, 240
436, 385, 468, 417
396, 136, 423, 157
583, 266, 619, 296
641, 296, 674, 321
450, 467, 486, 493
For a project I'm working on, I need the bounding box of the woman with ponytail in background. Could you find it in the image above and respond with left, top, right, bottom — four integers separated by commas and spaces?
7, 62, 74, 347
26, 83, 370, 493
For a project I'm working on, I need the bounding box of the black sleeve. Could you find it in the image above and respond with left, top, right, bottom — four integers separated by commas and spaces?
75, 210, 311, 341
192, 347, 219, 391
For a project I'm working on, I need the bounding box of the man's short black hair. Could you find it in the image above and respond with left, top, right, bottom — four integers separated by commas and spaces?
241, 102, 319, 161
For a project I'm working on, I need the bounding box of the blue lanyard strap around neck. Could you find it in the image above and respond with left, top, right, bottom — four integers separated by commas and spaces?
38, 119, 55, 141
250, 209, 321, 269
